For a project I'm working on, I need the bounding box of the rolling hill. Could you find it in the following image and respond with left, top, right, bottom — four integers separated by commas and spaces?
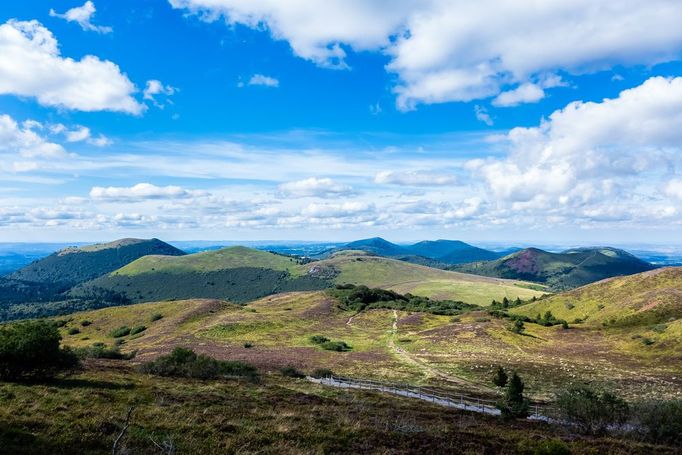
335, 237, 505, 265
454, 247, 654, 291
9, 238, 185, 286
72, 246, 330, 304
511, 267, 682, 329
310, 251, 545, 305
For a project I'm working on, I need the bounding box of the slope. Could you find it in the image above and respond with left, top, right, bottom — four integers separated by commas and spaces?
9, 238, 185, 285
454, 247, 654, 291
72, 246, 330, 304
405, 239, 502, 264
309, 251, 546, 305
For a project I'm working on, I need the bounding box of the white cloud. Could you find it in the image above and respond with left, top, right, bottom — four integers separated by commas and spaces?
375, 170, 457, 186
169, 0, 682, 109
0, 114, 66, 161
247, 74, 279, 87
143, 80, 177, 108
664, 179, 682, 200
278, 177, 353, 198
474, 105, 493, 126
89, 183, 202, 201
0, 20, 143, 113
492, 83, 545, 107
49, 1, 112, 34
472, 76, 682, 210
65, 126, 91, 143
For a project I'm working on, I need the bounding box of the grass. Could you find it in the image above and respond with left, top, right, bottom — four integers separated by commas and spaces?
114, 246, 303, 277
315, 252, 546, 305
50, 291, 682, 402
0, 361, 674, 454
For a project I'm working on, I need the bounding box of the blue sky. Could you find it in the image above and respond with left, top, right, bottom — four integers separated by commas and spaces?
1, 1, 682, 243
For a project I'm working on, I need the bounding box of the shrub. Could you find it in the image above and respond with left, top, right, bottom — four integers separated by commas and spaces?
279, 365, 305, 378
554, 385, 629, 435
140, 347, 257, 380
110, 326, 131, 338
309, 335, 330, 345
129, 326, 146, 335
321, 341, 352, 352
150, 313, 163, 322
497, 372, 529, 419
632, 399, 682, 445
80, 320, 92, 327
530, 439, 571, 455
0, 320, 80, 381
492, 366, 508, 387
75, 344, 135, 360
510, 320, 525, 334
67, 328, 80, 335
243, 342, 254, 348
561, 321, 569, 330
311, 368, 334, 378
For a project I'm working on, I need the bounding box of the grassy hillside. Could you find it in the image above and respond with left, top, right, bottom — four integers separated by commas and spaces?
454, 247, 654, 291
72, 247, 329, 304
512, 267, 682, 328
311, 251, 545, 305
50, 290, 682, 402
9, 238, 185, 285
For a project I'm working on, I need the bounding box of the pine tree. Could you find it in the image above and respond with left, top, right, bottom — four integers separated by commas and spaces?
492, 366, 508, 387
497, 372, 530, 419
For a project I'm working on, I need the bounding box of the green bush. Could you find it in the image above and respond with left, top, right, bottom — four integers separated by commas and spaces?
311, 368, 334, 378
140, 347, 257, 380
320, 341, 352, 352
67, 327, 80, 335
530, 439, 571, 455
75, 344, 135, 360
0, 320, 80, 381
554, 385, 629, 435
280, 365, 305, 378
110, 326, 131, 338
497, 372, 529, 419
80, 320, 92, 327
243, 342, 254, 348
632, 399, 682, 445
309, 335, 330, 345
510, 320, 525, 334
129, 325, 146, 335
150, 313, 163, 322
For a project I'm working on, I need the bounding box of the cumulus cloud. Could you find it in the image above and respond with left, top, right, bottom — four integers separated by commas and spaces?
49, 1, 112, 33
664, 179, 682, 200
143, 80, 177, 108
245, 74, 279, 88
89, 183, 202, 201
0, 20, 143, 114
169, 0, 682, 109
0, 114, 66, 161
375, 170, 457, 186
493, 83, 545, 107
278, 177, 353, 198
472, 76, 682, 210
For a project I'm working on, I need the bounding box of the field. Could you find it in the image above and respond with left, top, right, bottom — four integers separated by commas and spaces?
318, 252, 546, 306
54, 291, 682, 402
1, 361, 671, 455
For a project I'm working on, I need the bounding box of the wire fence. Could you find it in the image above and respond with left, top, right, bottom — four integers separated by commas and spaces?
308, 374, 558, 422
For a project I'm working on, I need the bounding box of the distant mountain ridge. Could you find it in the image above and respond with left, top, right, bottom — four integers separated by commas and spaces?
9, 238, 185, 285
336, 237, 506, 265
454, 246, 655, 291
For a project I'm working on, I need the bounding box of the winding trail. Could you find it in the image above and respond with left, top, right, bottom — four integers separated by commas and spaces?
387, 310, 495, 394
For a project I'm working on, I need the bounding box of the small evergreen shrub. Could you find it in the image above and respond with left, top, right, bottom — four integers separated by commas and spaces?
321, 341, 352, 352
129, 326, 146, 335
279, 365, 305, 378
140, 347, 257, 380
311, 368, 334, 378
632, 399, 682, 445
67, 328, 80, 335
554, 385, 629, 435
309, 335, 330, 345
80, 320, 92, 327
497, 372, 529, 419
492, 366, 508, 387
150, 313, 163, 322
75, 344, 135, 360
110, 326, 131, 338
243, 342, 254, 348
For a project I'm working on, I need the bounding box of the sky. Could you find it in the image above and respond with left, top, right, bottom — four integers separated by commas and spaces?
1, 1, 682, 244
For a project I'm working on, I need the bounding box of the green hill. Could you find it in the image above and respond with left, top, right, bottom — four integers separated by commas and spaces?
454, 247, 654, 291
72, 246, 330, 304
309, 251, 546, 305
9, 238, 185, 286
511, 267, 682, 329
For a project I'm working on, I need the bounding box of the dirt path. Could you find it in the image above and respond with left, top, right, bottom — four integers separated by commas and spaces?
387, 310, 495, 394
